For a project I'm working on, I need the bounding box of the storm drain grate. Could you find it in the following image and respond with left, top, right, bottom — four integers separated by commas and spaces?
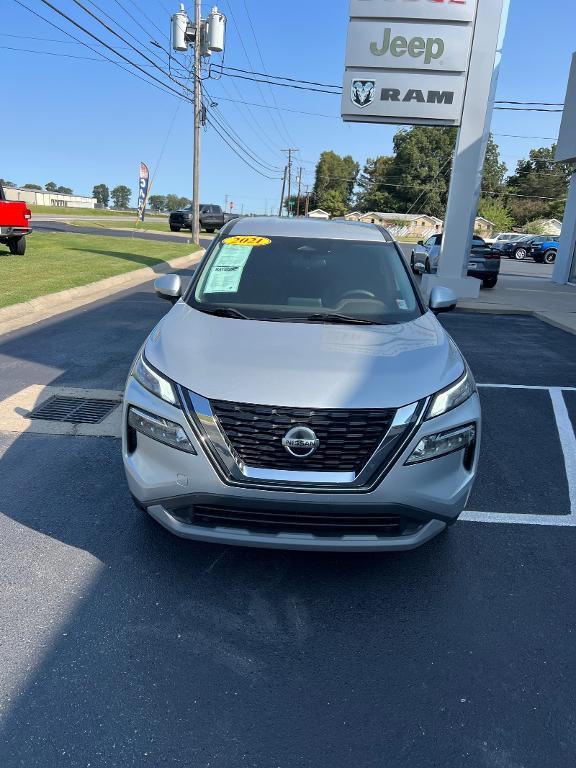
28, 395, 120, 425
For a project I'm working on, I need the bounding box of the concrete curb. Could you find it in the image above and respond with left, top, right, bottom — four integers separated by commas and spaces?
0, 250, 204, 337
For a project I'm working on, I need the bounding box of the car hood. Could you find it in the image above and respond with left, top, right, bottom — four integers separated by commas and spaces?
145, 304, 465, 409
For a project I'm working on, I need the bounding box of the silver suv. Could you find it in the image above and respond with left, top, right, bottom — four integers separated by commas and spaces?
123, 218, 481, 551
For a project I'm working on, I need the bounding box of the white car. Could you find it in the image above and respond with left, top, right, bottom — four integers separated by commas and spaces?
484, 232, 524, 246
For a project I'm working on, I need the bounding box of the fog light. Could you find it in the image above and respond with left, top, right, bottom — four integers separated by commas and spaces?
128, 406, 196, 454
406, 424, 475, 465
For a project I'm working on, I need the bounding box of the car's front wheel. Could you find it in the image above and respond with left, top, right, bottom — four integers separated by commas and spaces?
544, 249, 556, 264
514, 247, 527, 260
482, 276, 498, 289
170, 224, 181, 232
205, 228, 215, 233
8, 236, 26, 255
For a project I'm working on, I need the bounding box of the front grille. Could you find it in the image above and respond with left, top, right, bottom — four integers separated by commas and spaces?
210, 400, 396, 473
173, 504, 419, 537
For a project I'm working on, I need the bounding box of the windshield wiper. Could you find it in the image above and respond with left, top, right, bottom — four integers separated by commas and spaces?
304, 313, 382, 325
197, 306, 249, 319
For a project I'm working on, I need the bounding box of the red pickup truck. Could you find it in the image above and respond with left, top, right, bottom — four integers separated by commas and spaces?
0, 184, 31, 255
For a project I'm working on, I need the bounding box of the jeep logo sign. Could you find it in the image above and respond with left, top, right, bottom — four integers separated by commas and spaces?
345, 21, 473, 73
370, 28, 444, 65
342, 0, 476, 125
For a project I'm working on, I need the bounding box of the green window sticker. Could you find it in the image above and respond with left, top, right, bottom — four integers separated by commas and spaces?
203, 244, 252, 294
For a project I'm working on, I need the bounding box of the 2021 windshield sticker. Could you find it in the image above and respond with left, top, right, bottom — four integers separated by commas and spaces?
223, 236, 271, 247
203, 244, 253, 293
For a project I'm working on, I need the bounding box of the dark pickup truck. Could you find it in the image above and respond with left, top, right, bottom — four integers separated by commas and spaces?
169, 203, 238, 233
0, 184, 31, 255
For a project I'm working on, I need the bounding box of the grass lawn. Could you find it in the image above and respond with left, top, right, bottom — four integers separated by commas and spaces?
0, 232, 198, 309
73, 219, 177, 233
29, 205, 167, 218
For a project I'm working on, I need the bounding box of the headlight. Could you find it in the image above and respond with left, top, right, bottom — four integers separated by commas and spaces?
132, 351, 178, 406
128, 407, 196, 453
406, 424, 476, 465
426, 367, 476, 420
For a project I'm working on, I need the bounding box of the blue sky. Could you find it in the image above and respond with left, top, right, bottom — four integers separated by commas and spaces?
0, 0, 572, 212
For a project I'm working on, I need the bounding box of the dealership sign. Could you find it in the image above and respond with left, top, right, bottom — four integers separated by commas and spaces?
342, 0, 478, 125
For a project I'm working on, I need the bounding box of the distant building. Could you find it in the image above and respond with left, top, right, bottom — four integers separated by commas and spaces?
4, 187, 96, 209
474, 217, 495, 237
306, 209, 331, 220
532, 218, 563, 236
354, 212, 443, 237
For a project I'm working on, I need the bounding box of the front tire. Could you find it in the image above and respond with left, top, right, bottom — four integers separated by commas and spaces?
8, 236, 26, 255
205, 228, 215, 233
170, 225, 181, 232
544, 249, 556, 264
514, 247, 527, 260
482, 276, 498, 289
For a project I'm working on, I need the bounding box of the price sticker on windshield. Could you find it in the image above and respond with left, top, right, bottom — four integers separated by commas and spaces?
223, 236, 271, 247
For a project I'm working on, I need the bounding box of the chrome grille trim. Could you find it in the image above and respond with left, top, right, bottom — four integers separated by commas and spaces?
177, 385, 428, 493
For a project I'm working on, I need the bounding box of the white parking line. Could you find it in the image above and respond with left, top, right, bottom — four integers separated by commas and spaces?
462, 384, 576, 527
477, 383, 576, 391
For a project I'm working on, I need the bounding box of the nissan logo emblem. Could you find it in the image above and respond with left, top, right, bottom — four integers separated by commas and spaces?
282, 426, 319, 458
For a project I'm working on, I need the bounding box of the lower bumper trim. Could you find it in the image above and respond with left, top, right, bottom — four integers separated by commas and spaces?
146, 504, 447, 551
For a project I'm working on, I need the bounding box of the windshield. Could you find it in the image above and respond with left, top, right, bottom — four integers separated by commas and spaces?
188, 235, 422, 324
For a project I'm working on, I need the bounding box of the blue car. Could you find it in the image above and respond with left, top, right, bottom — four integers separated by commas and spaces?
524, 236, 559, 264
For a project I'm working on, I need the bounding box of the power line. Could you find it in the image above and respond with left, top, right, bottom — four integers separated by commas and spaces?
69, 0, 192, 95
0, 31, 130, 48
13, 0, 186, 102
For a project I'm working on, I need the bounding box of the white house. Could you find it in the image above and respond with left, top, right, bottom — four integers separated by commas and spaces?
533, 218, 563, 236
4, 186, 97, 209
357, 212, 443, 237
474, 217, 495, 237
306, 209, 331, 220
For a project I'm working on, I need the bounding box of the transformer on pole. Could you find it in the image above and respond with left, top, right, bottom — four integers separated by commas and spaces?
171, 4, 226, 245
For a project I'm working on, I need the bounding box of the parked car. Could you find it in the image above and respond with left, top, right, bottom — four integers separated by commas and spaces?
0, 183, 31, 255
524, 235, 559, 264
497, 235, 537, 260
169, 203, 238, 233
410, 233, 500, 288
123, 217, 481, 552
485, 232, 524, 246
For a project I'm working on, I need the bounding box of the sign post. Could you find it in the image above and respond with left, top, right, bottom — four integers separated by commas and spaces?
552, 53, 576, 286
341, 0, 510, 299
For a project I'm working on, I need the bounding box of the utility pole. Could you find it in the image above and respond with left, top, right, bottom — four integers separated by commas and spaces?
282, 149, 298, 217
304, 186, 310, 217
296, 167, 302, 218
171, 4, 226, 244
278, 166, 287, 217
191, 0, 201, 245
224, 194, 228, 213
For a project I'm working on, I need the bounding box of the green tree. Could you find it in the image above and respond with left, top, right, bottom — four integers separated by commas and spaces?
313, 151, 359, 212
23, 183, 43, 190
482, 135, 507, 194
477, 199, 514, 232
111, 185, 131, 209
92, 184, 110, 207
148, 195, 167, 212
321, 189, 346, 217
355, 156, 396, 212
0, 179, 16, 187
57, 186, 73, 195
504, 144, 571, 225
45, 181, 58, 192
177, 196, 191, 209
165, 194, 182, 211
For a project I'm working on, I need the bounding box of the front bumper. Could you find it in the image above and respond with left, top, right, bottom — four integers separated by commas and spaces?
122, 377, 481, 551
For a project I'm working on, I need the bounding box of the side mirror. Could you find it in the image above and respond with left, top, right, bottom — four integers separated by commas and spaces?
414, 262, 426, 274
429, 286, 457, 314
154, 274, 182, 303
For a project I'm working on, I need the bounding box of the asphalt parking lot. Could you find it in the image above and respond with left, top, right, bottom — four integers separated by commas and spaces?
1, 276, 575, 767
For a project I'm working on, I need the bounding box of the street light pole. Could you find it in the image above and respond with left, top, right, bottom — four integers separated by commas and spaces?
191, 0, 201, 246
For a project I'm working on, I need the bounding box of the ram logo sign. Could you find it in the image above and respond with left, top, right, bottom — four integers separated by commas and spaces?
342, 0, 477, 125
